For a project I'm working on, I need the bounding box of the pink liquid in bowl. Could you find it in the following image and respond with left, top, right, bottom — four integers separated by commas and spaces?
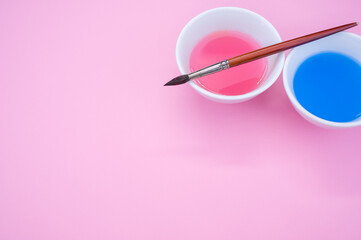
190, 31, 268, 96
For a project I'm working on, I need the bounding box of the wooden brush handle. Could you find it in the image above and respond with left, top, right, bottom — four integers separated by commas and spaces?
228, 22, 358, 68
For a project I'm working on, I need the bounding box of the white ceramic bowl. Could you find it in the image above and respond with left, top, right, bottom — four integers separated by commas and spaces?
176, 7, 285, 103
283, 32, 361, 128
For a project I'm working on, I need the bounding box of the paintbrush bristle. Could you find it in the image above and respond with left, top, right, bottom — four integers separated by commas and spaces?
164, 75, 190, 86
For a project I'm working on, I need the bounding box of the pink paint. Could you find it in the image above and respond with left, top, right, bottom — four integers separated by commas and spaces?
190, 31, 267, 95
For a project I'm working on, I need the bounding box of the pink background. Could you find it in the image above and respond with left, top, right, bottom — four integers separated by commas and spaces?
1, 0, 361, 239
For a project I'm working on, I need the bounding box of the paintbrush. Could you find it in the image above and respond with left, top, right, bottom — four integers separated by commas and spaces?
164, 22, 358, 86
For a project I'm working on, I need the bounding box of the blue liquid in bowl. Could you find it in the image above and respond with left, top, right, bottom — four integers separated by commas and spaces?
294, 52, 361, 122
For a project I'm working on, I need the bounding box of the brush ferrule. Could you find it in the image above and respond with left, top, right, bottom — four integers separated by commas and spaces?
188, 60, 230, 80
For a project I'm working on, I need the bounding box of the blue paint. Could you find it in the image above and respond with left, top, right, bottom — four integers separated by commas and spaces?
294, 52, 361, 122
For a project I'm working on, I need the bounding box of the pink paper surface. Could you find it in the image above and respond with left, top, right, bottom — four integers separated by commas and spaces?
1, 0, 361, 239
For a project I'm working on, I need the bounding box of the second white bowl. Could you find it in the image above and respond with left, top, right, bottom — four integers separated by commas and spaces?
283, 32, 361, 128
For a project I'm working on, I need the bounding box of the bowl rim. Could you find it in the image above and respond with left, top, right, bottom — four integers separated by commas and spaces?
283, 31, 361, 128
176, 7, 285, 102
